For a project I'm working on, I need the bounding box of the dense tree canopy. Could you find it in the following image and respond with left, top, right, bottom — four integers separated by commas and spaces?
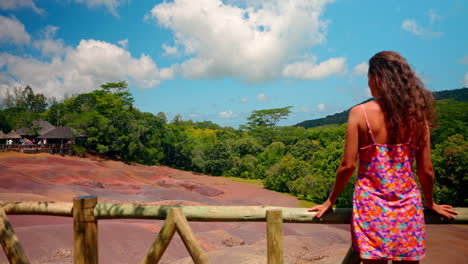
1, 85, 466, 207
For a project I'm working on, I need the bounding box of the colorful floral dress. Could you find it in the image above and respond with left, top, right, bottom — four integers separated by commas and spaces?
351, 104, 426, 261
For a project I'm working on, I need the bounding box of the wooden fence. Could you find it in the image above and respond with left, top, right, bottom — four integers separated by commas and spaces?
1, 197, 467, 264
0, 144, 72, 155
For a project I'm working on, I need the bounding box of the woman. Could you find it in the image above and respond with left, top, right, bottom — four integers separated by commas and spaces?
308, 51, 458, 263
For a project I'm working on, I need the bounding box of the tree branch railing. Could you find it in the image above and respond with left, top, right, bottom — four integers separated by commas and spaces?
1, 198, 467, 264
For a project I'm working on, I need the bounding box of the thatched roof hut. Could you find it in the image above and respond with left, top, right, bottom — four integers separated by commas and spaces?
38, 126, 83, 139
3, 130, 22, 139
16, 120, 55, 136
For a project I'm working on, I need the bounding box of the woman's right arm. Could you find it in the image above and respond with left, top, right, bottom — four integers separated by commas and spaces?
416, 126, 458, 219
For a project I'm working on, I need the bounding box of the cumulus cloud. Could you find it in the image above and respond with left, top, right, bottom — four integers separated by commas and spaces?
353, 62, 368, 76
256, 93, 269, 102
1, 39, 171, 98
401, 19, 442, 38
148, 0, 333, 82
0, 16, 31, 46
74, 0, 126, 16
317, 103, 325, 112
33, 26, 69, 57
0, 0, 44, 15
240, 97, 248, 103
464, 73, 468, 87
162, 44, 178, 56
402, 20, 423, 35
282, 57, 347, 80
218, 111, 238, 118
117, 39, 128, 49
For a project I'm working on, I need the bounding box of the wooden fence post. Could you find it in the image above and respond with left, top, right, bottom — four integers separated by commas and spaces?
0, 206, 30, 264
267, 209, 283, 264
141, 209, 176, 264
73, 196, 98, 264
172, 208, 209, 264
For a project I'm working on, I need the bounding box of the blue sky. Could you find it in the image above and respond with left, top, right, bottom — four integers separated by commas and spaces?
0, 0, 466, 128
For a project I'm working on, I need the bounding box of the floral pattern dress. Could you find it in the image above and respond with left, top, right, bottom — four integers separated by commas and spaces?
351, 105, 426, 261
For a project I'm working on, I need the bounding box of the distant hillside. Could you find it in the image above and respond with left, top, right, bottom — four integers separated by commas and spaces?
295, 87, 468, 128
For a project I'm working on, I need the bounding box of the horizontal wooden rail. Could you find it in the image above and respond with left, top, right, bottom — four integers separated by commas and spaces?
1, 201, 467, 224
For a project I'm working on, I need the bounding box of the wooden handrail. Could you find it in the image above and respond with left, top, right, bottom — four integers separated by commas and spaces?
1, 201, 467, 224
1, 199, 467, 264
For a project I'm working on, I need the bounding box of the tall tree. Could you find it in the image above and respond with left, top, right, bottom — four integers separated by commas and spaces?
241, 106, 293, 144
100, 81, 134, 106
2, 86, 47, 113
243, 106, 293, 129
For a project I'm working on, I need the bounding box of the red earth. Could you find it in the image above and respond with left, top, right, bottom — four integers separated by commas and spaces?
0, 152, 466, 263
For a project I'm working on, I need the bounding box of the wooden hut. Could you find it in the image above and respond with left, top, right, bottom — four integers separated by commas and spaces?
16, 120, 55, 140
38, 126, 84, 151
3, 130, 22, 141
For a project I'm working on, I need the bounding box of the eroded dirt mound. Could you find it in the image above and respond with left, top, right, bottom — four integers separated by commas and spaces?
0, 152, 467, 264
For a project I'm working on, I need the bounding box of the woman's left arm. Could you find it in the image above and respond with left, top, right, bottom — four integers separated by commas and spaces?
308, 106, 360, 218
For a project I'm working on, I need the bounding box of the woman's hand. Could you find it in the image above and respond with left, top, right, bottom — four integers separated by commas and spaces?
308, 199, 333, 219
428, 202, 458, 220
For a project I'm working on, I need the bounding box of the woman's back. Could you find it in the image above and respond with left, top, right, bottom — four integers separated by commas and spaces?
353, 101, 425, 260
357, 100, 411, 148
309, 51, 458, 263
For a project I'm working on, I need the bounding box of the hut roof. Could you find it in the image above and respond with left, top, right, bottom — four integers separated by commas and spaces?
16, 120, 55, 136
0, 131, 4, 139
3, 130, 22, 139
38, 126, 82, 139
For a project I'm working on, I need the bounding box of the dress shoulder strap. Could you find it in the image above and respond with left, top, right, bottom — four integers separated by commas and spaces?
407, 132, 413, 144
360, 104, 376, 143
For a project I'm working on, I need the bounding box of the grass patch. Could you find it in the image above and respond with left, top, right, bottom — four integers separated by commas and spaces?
222, 176, 264, 187
221, 176, 319, 208
298, 199, 318, 208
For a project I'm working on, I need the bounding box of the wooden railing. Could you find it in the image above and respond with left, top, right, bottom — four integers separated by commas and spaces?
1, 197, 467, 264
0, 144, 72, 154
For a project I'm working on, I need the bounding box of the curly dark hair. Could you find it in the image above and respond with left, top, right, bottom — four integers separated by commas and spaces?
368, 51, 436, 146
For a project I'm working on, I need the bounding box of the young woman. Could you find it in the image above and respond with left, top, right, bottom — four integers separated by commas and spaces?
308, 51, 458, 264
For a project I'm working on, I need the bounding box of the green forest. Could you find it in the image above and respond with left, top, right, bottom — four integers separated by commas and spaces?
1, 83, 467, 207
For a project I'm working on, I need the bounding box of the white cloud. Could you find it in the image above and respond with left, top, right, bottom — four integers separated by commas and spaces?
162, 44, 178, 56
0, 0, 44, 15
218, 111, 238, 118
148, 0, 333, 82
240, 97, 248, 103
159, 67, 175, 80
317, 103, 325, 112
353, 62, 368, 76
34, 26, 68, 57
282, 57, 347, 80
0, 16, 31, 45
1, 39, 170, 98
427, 9, 441, 24
464, 73, 468, 87
74, 0, 125, 16
401, 19, 442, 38
299, 107, 310, 113
117, 39, 128, 49
402, 20, 423, 35
0, 72, 21, 93
256, 93, 269, 102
